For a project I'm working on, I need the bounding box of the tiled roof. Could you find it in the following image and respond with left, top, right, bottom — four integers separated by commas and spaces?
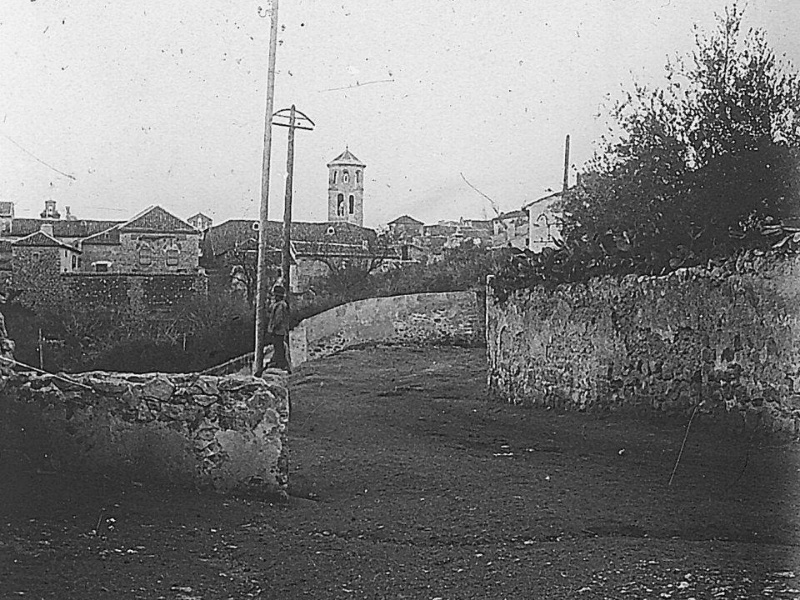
204, 219, 377, 258
8, 218, 123, 238
522, 191, 562, 210
327, 148, 365, 168
492, 209, 527, 221
214, 236, 399, 261
389, 215, 424, 226
82, 226, 121, 246
120, 206, 197, 234
12, 230, 80, 251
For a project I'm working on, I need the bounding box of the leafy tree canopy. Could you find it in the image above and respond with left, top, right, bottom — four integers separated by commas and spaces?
549, 4, 800, 278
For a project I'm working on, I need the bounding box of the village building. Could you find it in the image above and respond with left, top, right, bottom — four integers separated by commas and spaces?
201, 218, 384, 295
78, 206, 201, 274
490, 209, 529, 249
523, 191, 563, 253
0, 201, 206, 311
10, 228, 82, 309
387, 215, 424, 240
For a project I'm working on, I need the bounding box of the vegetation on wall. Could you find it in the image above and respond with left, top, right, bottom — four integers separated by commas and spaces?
492, 4, 800, 300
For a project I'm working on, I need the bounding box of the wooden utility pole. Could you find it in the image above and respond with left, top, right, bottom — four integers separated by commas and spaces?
562, 134, 570, 193
253, 0, 280, 377
281, 106, 296, 293
273, 106, 315, 300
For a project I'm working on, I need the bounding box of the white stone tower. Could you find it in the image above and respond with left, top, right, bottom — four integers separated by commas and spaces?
327, 148, 365, 226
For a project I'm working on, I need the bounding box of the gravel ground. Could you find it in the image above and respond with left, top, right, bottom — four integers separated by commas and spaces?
1, 344, 799, 599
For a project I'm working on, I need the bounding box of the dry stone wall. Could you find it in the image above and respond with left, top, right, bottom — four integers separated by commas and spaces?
0, 368, 289, 495
487, 254, 800, 436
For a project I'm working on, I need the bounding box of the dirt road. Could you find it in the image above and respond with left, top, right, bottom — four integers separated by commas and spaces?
1, 345, 799, 599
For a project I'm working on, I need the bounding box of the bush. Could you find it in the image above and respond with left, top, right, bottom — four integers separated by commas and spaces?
3, 293, 254, 374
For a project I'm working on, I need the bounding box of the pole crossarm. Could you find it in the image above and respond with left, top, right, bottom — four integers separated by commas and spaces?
272, 108, 315, 130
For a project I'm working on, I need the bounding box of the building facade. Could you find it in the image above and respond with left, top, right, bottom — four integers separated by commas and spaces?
524, 192, 563, 253
79, 206, 201, 274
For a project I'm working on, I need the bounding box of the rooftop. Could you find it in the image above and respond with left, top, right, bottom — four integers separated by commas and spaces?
327, 148, 366, 168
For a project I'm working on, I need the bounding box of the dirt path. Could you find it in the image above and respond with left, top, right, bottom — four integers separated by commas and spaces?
1, 345, 799, 599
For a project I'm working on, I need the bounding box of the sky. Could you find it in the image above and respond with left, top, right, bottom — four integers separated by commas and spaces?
1, 0, 799, 229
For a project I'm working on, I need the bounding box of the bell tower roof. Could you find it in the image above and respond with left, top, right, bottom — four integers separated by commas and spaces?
327, 147, 365, 168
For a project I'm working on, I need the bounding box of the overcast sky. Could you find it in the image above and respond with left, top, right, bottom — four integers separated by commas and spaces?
1, 0, 799, 228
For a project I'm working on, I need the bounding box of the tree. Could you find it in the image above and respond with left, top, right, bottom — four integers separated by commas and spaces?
558, 4, 800, 271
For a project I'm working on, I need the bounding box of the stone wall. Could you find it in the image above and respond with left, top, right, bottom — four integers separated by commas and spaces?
291, 290, 483, 366
0, 368, 289, 495
65, 272, 207, 311
11, 264, 207, 313
487, 254, 800, 435
11, 246, 68, 310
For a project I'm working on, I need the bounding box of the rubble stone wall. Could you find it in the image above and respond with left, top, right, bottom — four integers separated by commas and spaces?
487, 254, 800, 435
291, 291, 483, 366
0, 368, 289, 495
63, 273, 208, 310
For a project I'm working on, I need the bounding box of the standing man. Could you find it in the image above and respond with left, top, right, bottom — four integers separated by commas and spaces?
266, 283, 290, 371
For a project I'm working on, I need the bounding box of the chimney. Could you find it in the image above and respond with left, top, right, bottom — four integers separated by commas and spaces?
40, 223, 54, 236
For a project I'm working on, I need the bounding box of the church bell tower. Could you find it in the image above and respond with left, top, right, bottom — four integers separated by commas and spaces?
327, 148, 365, 227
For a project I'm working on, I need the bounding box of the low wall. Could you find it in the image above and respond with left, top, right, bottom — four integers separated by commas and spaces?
0, 366, 290, 495
291, 290, 483, 366
487, 253, 800, 435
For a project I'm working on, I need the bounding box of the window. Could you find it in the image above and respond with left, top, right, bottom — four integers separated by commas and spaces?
166, 246, 179, 267
337, 193, 345, 216
356, 170, 361, 184
71, 255, 77, 270
343, 170, 349, 183
93, 261, 110, 273
138, 245, 152, 266
32, 252, 40, 261
348, 195, 355, 214
332, 170, 338, 184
